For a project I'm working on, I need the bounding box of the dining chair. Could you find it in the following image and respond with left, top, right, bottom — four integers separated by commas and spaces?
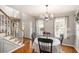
59, 34, 64, 45
31, 32, 36, 44
31, 32, 36, 53
43, 32, 51, 37
38, 38, 53, 53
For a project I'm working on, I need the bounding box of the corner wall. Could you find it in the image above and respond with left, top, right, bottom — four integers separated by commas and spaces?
20, 13, 35, 38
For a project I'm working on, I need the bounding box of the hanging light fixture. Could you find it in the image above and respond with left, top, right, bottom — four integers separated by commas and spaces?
44, 5, 49, 21
39, 5, 54, 21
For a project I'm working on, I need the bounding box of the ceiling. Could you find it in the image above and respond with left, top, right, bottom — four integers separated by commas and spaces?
8, 5, 79, 17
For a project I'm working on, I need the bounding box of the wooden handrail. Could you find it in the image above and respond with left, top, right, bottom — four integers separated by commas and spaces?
0, 9, 11, 20
0, 9, 20, 21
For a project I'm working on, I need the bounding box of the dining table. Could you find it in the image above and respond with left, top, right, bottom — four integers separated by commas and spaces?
32, 36, 61, 53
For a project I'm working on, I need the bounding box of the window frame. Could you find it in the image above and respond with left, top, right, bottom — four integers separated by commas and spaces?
54, 16, 68, 38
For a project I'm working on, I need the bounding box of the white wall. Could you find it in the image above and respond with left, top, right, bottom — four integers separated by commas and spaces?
20, 13, 35, 38
44, 19, 54, 37
63, 15, 76, 46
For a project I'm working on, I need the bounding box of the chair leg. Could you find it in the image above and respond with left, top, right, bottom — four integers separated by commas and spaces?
32, 49, 34, 53
32, 49, 37, 53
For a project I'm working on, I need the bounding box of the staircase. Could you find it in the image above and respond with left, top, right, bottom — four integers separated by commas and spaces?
0, 9, 23, 45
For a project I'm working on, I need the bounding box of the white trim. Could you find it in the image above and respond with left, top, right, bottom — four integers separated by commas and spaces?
62, 43, 74, 47
8, 44, 24, 53
74, 47, 79, 53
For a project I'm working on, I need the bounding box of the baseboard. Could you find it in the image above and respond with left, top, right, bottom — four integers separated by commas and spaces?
62, 43, 74, 47
62, 43, 78, 52
74, 47, 79, 53
23, 37, 31, 40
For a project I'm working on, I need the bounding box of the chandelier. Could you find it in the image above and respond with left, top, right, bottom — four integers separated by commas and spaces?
39, 5, 54, 21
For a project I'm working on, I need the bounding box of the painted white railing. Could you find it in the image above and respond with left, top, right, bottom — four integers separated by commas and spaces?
0, 9, 24, 53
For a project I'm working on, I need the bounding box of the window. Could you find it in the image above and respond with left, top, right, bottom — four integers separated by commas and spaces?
54, 17, 67, 38
36, 20, 44, 35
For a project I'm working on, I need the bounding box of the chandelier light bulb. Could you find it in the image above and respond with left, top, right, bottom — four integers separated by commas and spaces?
39, 5, 54, 20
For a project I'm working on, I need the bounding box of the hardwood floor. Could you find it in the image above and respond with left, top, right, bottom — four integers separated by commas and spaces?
61, 45, 77, 53
13, 38, 77, 53
13, 38, 32, 53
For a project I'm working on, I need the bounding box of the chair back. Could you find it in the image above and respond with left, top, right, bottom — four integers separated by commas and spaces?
43, 32, 51, 37
60, 34, 64, 45
38, 38, 53, 53
31, 32, 36, 43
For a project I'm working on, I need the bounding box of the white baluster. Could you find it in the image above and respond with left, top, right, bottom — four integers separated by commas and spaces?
1, 15, 2, 32
0, 15, 1, 32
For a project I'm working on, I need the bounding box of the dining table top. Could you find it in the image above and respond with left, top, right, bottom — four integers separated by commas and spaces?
34, 36, 60, 46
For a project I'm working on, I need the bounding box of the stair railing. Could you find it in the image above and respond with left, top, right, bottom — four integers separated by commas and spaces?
0, 9, 23, 44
